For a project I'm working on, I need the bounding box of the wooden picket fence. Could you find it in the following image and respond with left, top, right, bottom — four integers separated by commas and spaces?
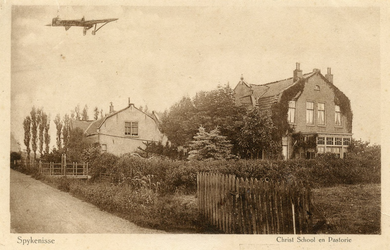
197, 172, 313, 234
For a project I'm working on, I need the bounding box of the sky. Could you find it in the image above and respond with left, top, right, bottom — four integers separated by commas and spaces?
10, 5, 381, 151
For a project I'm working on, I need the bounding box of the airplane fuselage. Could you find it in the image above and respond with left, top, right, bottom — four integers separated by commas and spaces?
47, 17, 118, 35
52, 18, 90, 27
51, 17, 118, 27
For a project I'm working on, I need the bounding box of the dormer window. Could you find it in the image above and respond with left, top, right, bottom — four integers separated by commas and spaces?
314, 85, 320, 91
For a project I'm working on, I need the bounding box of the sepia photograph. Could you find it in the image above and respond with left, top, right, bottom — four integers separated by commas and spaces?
3, 1, 389, 249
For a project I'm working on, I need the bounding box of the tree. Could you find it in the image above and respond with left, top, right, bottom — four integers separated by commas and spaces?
238, 108, 281, 159
75, 104, 80, 120
188, 126, 235, 161
44, 114, 51, 155
23, 116, 31, 161
30, 107, 38, 160
38, 108, 45, 157
160, 96, 198, 146
160, 85, 245, 154
192, 85, 245, 155
93, 107, 99, 120
67, 127, 91, 162
62, 114, 71, 152
82, 105, 89, 120
54, 114, 63, 150
348, 139, 381, 162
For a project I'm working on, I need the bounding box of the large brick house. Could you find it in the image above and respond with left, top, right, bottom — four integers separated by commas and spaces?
234, 63, 352, 159
72, 99, 167, 155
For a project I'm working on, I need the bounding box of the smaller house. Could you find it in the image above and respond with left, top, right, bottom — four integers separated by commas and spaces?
73, 99, 167, 156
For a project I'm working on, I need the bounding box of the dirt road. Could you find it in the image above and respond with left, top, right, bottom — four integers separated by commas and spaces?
10, 169, 165, 234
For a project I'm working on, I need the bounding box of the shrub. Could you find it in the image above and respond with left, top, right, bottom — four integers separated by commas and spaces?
89, 152, 119, 181
87, 150, 380, 196
57, 177, 71, 192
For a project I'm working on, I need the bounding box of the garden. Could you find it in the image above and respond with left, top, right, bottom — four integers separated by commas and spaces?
14, 139, 381, 234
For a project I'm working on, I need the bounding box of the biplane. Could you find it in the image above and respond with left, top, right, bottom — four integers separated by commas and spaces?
46, 16, 118, 35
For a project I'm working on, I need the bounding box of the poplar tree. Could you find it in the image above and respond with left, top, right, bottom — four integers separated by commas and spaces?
75, 104, 80, 120
44, 114, 51, 155
30, 107, 38, 160
62, 114, 71, 152
38, 108, 45, 157
23, 116, 31, 161
82, 105, 89, 120
93, 107, 99, 120
54, 114, 63, 150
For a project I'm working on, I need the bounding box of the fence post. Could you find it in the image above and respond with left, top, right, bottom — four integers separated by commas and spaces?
292, 202, 296, 235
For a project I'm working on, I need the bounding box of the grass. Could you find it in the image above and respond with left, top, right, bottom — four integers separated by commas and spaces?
311, 183, 381, 234
26, 168, 382, 234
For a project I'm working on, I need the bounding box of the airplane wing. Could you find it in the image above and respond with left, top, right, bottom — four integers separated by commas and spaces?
83, 18, 118, 25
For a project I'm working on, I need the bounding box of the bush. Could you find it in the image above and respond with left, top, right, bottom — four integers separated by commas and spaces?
87, 152, 380, 195
89, 152, 119, 181
58, 177, 71, 192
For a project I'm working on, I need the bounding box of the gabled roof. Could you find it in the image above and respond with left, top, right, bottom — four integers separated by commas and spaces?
82, 104, 160, 136
71, 119, 94, 132
84, 117, 105, 136
251, 72, 315, 99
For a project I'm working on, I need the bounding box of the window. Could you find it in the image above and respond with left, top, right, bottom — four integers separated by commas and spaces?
317, 103, 325, 125
317, 146, 325, 154
335, 138, 342, 145
306, 102, 314, 124
335, 105, 342, 126
314, 85, 320, 91
343, 138, 351, 145
288, 101, 296, 123
326, 137, 334, 145
317, 137, 325, 145
101, 144, 107, 152
125, 122, 139, 136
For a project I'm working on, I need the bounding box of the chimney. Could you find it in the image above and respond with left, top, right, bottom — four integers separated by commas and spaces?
128, 97, 134, 107
293, 62, 302, 81
313, 68, 321, 73
325, 67, 333, 83
109, 102, 114, 113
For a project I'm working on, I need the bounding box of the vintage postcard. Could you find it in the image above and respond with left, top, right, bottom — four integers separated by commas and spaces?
2, 0, 389, 249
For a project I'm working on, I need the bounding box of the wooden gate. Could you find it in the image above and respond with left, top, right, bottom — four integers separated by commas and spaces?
38, 155, 90, 179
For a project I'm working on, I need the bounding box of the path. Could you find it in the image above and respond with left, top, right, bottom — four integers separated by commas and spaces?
10, 169, 165, 234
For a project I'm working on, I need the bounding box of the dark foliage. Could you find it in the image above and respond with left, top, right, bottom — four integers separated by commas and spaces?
137, 141, 187, 160
160, 85, 245, 156
10, 152, 22, 169
271, 79, 305, 142
333, 86, 353, 133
